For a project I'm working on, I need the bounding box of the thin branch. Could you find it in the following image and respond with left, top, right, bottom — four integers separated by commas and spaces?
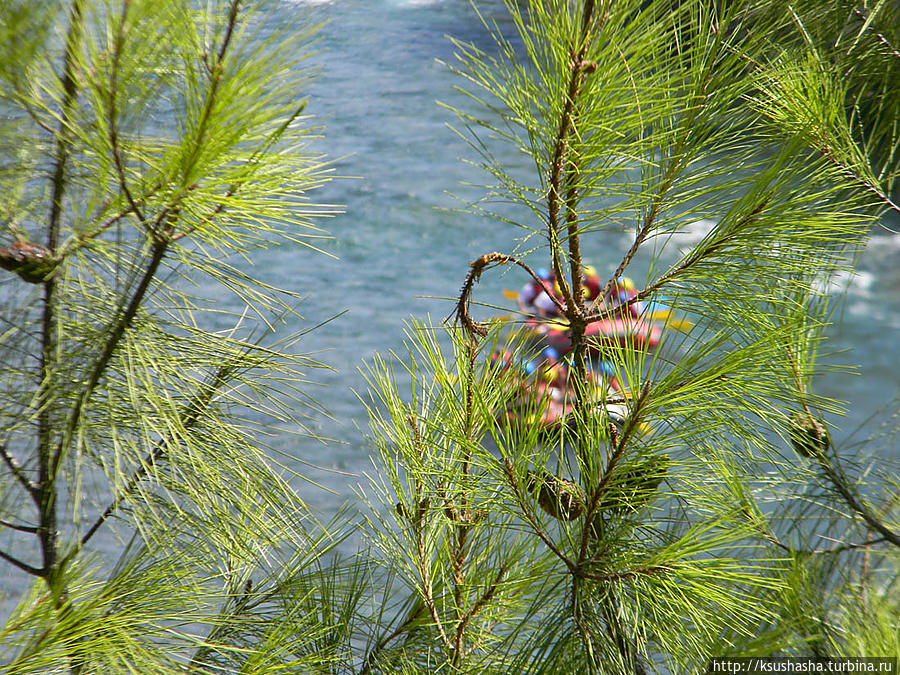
414, 499, 451, 650
0, 547, 44, 576
400, 415, 452, 651
358, 602, 427, 675
454, 252, 565, 337
851, 8, 900, 61
53, 239, 169, 479
53, 0, 245, 472
454, 564, 507, 643
180, 0, 241, 181
217, 0, 242, 63
0, 519, 39, 534
747, 511, 888, 555
578, 382, 652, 565
816, 452, 900, 549
0, 441, 40, 501
65, 359, 233, 564
819, 143, 900, 216
107, 0, 148, 228
591, 26, 720, 315
814, 535, 887, 555
501, 457, 578, 574
583, 199, 769, 326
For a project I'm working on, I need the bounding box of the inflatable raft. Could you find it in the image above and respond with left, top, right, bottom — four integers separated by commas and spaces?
524, 317, 662, 355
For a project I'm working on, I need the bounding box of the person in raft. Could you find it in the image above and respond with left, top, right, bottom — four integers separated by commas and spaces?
523, 266, 602, 318
608, 276, 647, 319
517, 268, 557, 317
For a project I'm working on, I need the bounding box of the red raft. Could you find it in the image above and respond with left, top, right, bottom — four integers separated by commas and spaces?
524, 317, 661, 355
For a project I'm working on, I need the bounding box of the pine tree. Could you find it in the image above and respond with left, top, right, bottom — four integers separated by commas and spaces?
0, 1, 343, 671
358, 0, 900, 672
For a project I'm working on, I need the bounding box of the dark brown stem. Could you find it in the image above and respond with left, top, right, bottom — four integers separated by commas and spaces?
358, 602, 428, 675
0, 441, 40, 501
39, 0, 87, 599
0, 547, 44, 576
451, 340, 478, 665
546, 1, 601, 314
107, 0, 147, 228
53, 239, 169, 480
0, 519, 39, 534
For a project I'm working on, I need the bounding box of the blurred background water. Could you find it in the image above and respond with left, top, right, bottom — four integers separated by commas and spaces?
1, 0, 898, 613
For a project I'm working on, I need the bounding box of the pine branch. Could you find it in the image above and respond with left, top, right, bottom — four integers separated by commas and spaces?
358, 602, 428, 675
64, 359, 234, 565
578, 383, 652, 566
819, 142, 900, 216
454, 563, 507, 652
501, 458, 577, 574
181, 0, 241, 181
38, 0, 87, 595
53, 238, 169, 480
414, 496, 451, 651
170, 99, 309, 243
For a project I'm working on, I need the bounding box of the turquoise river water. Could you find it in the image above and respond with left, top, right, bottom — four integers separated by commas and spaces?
1, 0, 898, 616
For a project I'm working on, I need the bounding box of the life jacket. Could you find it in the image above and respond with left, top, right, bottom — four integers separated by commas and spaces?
583, 272, 601, 300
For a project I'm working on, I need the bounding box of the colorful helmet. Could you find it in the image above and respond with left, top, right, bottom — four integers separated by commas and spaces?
542, 347, 559, 360
490, 350, 512, 369
596, 361, 616, 378
537, 267, 550, 280
523, 360, 537, 376
583, 265, 597, 278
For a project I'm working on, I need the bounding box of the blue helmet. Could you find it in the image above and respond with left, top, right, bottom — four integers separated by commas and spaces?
542, 347, 559, 360
596, 361, 616, 377
536, 267, 550, 280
